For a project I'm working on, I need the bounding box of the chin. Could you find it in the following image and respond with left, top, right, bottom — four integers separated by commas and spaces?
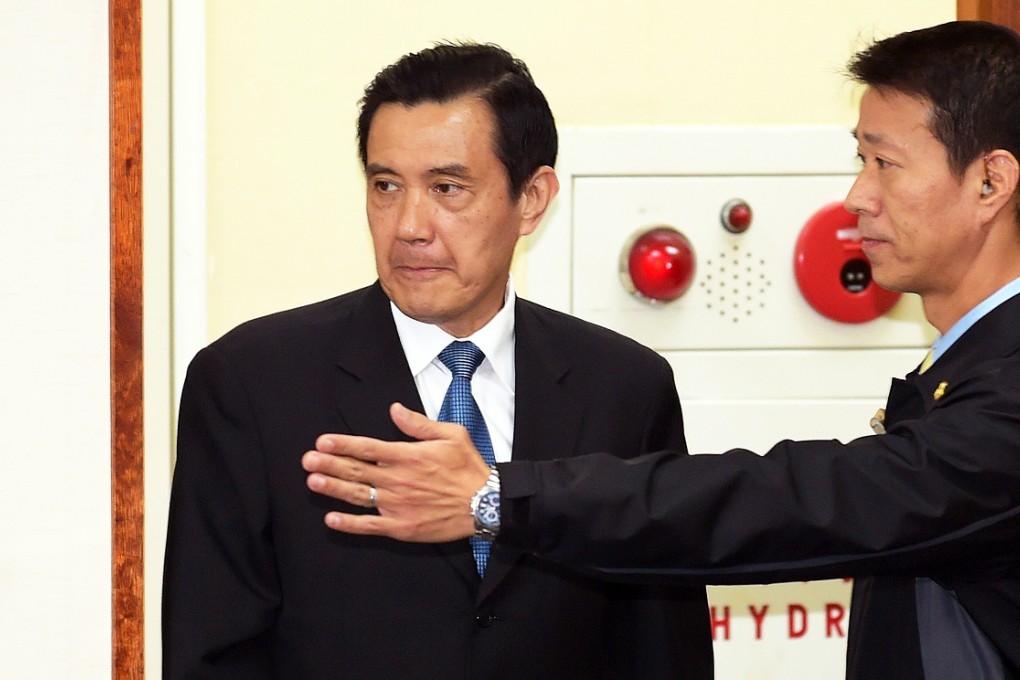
871, 275, 909, 294
397, 303, 442, 324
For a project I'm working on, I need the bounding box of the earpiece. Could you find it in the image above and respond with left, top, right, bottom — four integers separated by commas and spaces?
981, 180, 993, 196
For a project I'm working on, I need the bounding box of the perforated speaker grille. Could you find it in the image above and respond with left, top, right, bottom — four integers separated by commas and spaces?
698, 244, 773, 322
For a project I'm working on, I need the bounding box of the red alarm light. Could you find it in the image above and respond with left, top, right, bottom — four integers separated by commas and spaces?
721, 198, 753, 233
620, 226, 696, 303
793, 202, 900, 323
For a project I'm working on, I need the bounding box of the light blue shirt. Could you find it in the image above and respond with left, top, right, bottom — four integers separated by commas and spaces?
928, 276, 1020, 363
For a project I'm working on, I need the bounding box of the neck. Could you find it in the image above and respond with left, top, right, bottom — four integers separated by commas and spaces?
922, 216, 1020, 333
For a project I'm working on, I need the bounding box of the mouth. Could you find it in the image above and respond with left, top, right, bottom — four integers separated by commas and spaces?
391, 263, 452, 276
856, 228, 884, 247
859, 237, 888, 257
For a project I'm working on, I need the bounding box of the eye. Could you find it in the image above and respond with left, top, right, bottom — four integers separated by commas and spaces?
855, 152, 890, 170
433, 182, 463, 196
373, 179, 398, 193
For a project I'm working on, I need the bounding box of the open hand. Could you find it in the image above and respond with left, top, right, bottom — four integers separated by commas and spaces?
302, 402, 491, 542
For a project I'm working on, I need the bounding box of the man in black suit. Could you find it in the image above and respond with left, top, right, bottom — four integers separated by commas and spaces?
303, 22, 1020, 679
163, 42, 712, 679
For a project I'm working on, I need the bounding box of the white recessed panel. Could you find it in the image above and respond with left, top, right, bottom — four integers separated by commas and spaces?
524, 128, 937, 680
572, 174, 929, 351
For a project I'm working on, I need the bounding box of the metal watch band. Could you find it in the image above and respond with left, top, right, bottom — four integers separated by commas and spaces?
469, 469, 501, 540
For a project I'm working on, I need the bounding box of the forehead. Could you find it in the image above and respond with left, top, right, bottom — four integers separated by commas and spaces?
365, 97, 499, 169
854, 87, 939, 150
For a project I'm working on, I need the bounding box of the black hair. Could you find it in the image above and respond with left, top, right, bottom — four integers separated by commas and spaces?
357, 42, 557, 197
848, 21, 1020, 179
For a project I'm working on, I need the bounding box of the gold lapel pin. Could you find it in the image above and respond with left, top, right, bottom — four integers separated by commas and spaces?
870, 408, 886, 435
933, 381, 949, 401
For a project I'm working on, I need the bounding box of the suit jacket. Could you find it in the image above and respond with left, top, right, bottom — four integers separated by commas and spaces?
163, 281, 713, 679
500, 291, 1020, 679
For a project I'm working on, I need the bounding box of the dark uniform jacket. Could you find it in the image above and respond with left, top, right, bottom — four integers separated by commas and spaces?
500, 291, 1020, 679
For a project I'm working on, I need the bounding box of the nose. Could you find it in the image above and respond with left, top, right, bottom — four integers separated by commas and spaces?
396, 191, 434, 243
844, 169, 877, 217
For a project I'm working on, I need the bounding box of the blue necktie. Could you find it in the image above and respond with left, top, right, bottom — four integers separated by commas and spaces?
437, 341, 495, 576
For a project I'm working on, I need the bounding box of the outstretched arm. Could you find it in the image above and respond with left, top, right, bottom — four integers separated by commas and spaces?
302, 402, 490, 542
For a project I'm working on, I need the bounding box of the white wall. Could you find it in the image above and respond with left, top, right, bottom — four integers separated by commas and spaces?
144, 1, 174, 674
200, 0, 955, 341
0, 1, 112, 677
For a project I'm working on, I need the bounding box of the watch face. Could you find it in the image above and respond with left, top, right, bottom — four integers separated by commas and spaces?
477, 490, 500, 528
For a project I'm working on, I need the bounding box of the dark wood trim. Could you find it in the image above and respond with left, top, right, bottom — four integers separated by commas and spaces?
958, 0, 980, 20
959, 0, 1020, 32
110, 0, 144, 678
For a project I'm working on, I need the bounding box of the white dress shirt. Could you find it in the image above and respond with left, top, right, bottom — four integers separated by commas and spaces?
389, 278, 516, 463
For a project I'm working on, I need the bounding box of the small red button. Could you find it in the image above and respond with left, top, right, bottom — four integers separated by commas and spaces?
621, 226, 696, 302
721, 199, 753, 233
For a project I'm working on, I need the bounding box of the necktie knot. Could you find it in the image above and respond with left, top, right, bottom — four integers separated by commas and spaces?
438, 341, 485, 379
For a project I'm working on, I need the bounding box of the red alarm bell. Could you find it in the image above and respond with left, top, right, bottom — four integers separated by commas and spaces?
620, 226, 696, 303
793, 202, 899, 323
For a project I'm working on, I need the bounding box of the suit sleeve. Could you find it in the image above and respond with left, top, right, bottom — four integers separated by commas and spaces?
162, 346, 280, 679
600, 356, 714, 679
499, 360, 1020, 585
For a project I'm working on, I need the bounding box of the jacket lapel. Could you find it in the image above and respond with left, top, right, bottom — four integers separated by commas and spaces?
332, 282, 425, 437
479, 300, 584, 600
891, 290, 1020, 426
333, 283, 478, 585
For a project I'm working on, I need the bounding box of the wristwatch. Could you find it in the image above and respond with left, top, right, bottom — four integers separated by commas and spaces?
470, 469, 501, 540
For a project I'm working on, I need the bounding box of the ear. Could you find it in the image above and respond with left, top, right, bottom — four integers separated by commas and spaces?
978, 149, 1020, 218
517, 166, 560, 237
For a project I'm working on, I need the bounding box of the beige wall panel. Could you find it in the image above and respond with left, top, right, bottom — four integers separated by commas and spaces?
204, 0, 954, 339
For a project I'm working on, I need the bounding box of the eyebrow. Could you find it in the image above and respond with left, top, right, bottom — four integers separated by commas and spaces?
365, 163, 394, 176
850, 128, 887, 146
364, 162, 474, 180
428, 163, 472, 180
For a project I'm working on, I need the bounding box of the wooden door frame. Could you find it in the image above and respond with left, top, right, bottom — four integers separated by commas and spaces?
959, 0, 1020, 31
111, 0, 143, 678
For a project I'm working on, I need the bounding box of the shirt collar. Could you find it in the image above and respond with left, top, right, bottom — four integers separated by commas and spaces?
931, 275, 1020, 361
390, 276, 516, 388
